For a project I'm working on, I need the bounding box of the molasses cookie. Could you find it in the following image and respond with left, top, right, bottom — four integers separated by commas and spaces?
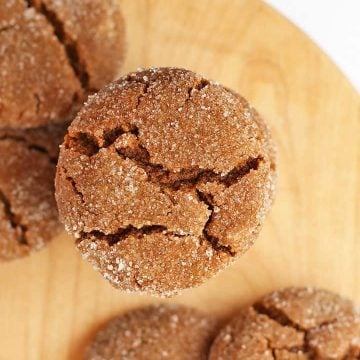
0, 124, 67, 260
0, 0, 125, 128
209, 287, 360, 359
55, 67, 276, 296
85, 304, 217, 360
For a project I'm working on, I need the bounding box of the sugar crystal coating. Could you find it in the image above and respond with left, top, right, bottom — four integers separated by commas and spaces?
0, 0, 125, 128
85, 304, 218, 360
55, 67, 277, 296
209, 287, 360, 359
0, 123, 67, 260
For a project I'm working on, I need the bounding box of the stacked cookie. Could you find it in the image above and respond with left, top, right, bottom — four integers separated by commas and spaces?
0, 0, 125, 260
85, 288, 360, 360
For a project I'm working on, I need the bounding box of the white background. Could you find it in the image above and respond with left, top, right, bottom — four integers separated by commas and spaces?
265, 0, 360, 93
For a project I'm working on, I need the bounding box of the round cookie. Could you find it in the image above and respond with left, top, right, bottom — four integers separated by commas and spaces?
85, 304, 218, 360
209, 287, 360, 359
55, 67, 276, 296
0, 124, 67, 260
0, 0, 125, 128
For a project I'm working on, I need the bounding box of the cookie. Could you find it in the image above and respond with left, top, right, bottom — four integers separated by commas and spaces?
0, 124, 67, 260
0, 0, 125, 128
85, 304, 218, 360
55, 67, 276, 296
209, 287, 360, 359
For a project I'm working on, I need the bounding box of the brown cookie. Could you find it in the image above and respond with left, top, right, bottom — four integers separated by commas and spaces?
0, 124, 67, 260
209, 287, 360, 359
0, 0, 125, 128
85, 304, 218, 360
55, 67, 276, 296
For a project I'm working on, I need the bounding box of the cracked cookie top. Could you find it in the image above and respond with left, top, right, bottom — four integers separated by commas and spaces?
0, 0, 125, 128
85, 304, 218, 360
209, 287, 360, 359
0, 124, 67, 260
55, 67, 276, 296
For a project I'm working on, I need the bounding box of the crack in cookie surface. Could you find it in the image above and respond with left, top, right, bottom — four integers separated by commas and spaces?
34, 93, 41, 115
0, 24, 16, 33
64, 174, 85, 204
0, 189, 28, 245
79, 225, 182, 246
65, 127, 263, 256
252, 307, 360, 358
115, 145, 262, 191
253, 302, 306, 332
196, 190, 235, 256
210, 288, 360, 359
0, 134, 57, 164
251, 304, 309, 354
25, 0, 89, 91
251, 301, 357, 356
65, 127, 263, 190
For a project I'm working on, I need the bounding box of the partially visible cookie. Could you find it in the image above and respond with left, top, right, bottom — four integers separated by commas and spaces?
0, 0, 125, 128
209, 287, 360, 359
85, 304, 218, 360
0, 124, 67, 260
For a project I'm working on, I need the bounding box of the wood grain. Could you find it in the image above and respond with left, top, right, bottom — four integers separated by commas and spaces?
1, 0, 359, 359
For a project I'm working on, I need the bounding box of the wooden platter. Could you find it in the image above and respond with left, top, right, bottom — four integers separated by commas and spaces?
1, 0, 359, 358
